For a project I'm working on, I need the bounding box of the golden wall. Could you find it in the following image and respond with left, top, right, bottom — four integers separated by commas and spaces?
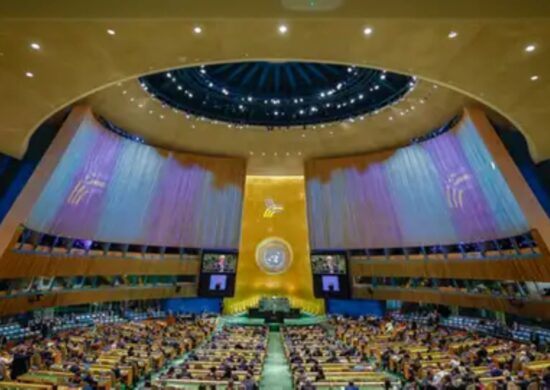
224, 176, 324, 315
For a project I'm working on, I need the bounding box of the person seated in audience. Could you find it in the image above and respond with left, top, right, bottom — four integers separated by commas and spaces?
331, 313, 550, 390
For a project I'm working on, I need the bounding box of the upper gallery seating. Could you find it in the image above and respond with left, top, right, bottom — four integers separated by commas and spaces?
354, 277, 541, 299
154, 325, 267, 389
283, 325, 392, 389
392, 312, 550, 345
333, 315, 550, 389
0, 312, 125, 342
348, 231, 541, 262
0, 314, 214, 389
14, 226, 200, 261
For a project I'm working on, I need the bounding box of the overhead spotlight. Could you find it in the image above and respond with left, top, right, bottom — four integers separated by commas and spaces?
380, 74, 386, 80
122, 90, 127, 95
159, 115, 164, 119
525, 44, 536, 52
106, 29, 116, 36
138, 104, 144, 108
363, 26, 373, 36
389, 116, 393, 121
30, 42, 41, 50
448, 31, 458, 39
193, 26, 203, 34
278, 24, 288, 34
25, 71, 34, 78
530, 75, 539, 81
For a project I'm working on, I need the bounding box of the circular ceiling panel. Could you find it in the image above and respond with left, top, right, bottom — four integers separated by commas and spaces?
139, 61, 414, 128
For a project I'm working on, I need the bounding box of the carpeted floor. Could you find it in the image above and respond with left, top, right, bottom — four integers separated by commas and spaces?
260, 331, 294, 389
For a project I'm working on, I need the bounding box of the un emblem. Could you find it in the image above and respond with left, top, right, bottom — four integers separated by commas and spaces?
255, 237, 293, 275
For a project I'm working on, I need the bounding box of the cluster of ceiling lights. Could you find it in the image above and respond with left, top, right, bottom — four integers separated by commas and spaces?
22, 26, 541, 86
136, 69, 417, 131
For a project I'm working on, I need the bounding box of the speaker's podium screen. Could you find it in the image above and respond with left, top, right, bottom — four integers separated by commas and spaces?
198, 251, 238, 297
311, 252, 350, 298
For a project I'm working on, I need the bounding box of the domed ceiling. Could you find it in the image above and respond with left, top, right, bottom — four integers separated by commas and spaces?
139, 61, 414, 128
84, 68, 472, 175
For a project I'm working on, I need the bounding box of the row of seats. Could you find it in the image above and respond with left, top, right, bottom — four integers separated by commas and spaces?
348, 231, 540, 262
0, 315, 215, 389
15, 226, 200, 261
391, 313, 550, 345
153, 325, 268, 389
283, 325, 391, 389
1, 312, 141, 341
333, 315, 550, 389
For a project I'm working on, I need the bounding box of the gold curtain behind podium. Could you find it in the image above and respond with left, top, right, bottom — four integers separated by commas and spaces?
224, 176, 324, 315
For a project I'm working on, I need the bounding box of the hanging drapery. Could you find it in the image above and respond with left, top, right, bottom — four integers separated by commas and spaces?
26, 110, 246, 249
306, 113, 528, 249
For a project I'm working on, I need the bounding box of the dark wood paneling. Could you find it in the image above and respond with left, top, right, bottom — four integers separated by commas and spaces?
0, 284, 197, 316
353, 286, 550, 320
0, 250, 200, 278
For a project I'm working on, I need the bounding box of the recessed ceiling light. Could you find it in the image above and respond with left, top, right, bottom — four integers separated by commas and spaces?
525, 44, 536, 52
138, 103, 144, 108
193, 26, 202, 34
25, 71, 34, 78
298, 151, 302, 156
530, 75, 539, 81
130, 97, 135, 102
106, 29, 116, 36
30, 42, 41, 50
301, 134, 306, 138
159, 115, 164, 119
249, 151, 254, 156
278, 24, 288, 34
122, 90, 127, 95
448, 31, 458, 39
261, 152, 266, 156
389, 116, 393, 121
363, 26, 373, 36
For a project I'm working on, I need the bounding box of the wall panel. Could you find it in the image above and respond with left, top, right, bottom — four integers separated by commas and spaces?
306, 109, 528, 249
0, 284, 197, 316
353, 286, 550, 320
25, 107, 246, 249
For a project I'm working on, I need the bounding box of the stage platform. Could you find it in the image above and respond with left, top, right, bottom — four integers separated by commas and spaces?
222, 312, 326, 327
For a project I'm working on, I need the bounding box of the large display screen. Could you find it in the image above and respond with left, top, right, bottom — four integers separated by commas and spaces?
311, 251, 349, 299
198, 251, 238, 297
201, 253, 238, 273
321, 275, 340, 292
311, 254, 347, 274
208, 274, 228, 291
